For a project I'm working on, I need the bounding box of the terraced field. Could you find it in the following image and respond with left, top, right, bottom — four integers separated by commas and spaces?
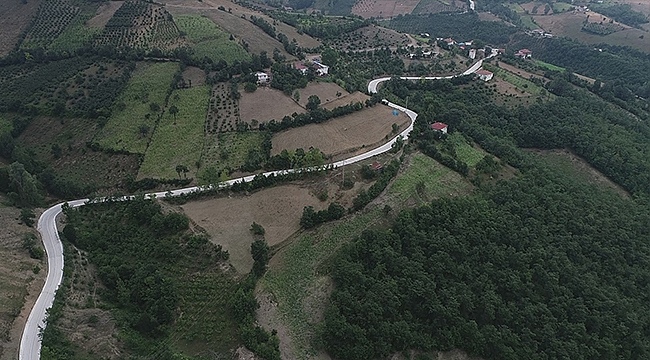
174, 14, 250, 64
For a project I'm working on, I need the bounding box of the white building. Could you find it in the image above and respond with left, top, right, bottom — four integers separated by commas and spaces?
475, 69, 494, 81
255, 72, 269, 84
468, 49, 476, 59
313, 61, 329, 76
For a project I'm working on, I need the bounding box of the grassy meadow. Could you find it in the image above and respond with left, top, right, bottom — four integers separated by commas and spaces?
138, 85, 210, 180
174, 15, 251, 65
95, 62, 179, 154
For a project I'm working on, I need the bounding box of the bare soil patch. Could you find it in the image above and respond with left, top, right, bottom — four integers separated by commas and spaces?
165, 1, 294, 59
478, 11, 512, 23
0, 205, 45, 360
521, 1, 553, 15
352, 0, 421, 19
497, 62, 546, 82
53, 247, 121, 359
0, 0, 41, 56
322, 91, 369, 110
533, 11, 650, 53
87, 1, 124, 28
528, 148, 631, 198
239, 87, 305, 123
181, 66, 206, 87
296, 82, 349, 107
330, 24, 411, 51
271, 105, 410, 160
181, 185, 328, 273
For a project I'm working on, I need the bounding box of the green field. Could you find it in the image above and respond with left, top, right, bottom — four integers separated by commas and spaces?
534, 59, 565, 72
204, 131, 265, 173
138, 86, 210, 180
49, 14, 101, 52
95, 62, 179, 154
485, 64, 547, 96
260, 208, 384, 359
446, 132, 486, 166
174, 15, 251, 65
520, 15, 538, 29
552, 2, 573, 13
387, 153, 473, 203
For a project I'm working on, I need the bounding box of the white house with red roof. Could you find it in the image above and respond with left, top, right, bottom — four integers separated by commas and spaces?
431, 122, 448, 134
294, 61, 309, 75
475, 69, 494, 81
515, 48, 533, 59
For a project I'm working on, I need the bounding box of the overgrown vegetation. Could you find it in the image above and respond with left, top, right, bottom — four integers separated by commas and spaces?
42, 198, 236, 358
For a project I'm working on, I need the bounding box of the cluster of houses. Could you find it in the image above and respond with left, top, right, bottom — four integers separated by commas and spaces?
515, 48, 533, 59
254, 58, 330, 85
294, 60, 329, 76
528, 28, 554, 38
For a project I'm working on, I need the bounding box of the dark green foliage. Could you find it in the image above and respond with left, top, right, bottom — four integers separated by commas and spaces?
22, 233, 43, 259
324, 164, 650, 360
270, 62, 309, 95
250, 222, 266, 236
385, 13, 517, 45
20, 208, 36, 227
270, 13, 370, 38
4, 162, 44, 207
351, 160, 401, 211
53, 198, 227, 356
591, 4, 649, 27
262, 101, 365, 133
300, 202, 346, 229
251, 238, 270, 277
306, 95, 321, 111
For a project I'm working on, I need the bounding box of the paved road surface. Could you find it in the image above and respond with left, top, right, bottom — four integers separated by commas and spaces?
19, 53, 495, 359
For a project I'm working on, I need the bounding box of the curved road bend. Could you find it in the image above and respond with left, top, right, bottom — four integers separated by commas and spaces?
19, 52, 496, 360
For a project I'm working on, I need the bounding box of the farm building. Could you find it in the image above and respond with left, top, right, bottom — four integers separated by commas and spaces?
313, 61, 329, 76
475, 69, 494, 81
431, 122, 448, 134
515, 49, 533, 59
469, 49, 476, 59
256, 72, 269, 84
442, 37, 456, 46
295, 61, 309, 75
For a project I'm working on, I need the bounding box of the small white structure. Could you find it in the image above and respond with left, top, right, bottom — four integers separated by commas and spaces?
313, 61, 329, 76
475, 69, 494, 81
468, 49, 476, 59
256, 72, 269, 84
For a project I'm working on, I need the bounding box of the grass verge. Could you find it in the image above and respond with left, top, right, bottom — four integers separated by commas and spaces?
138, 85, 210, 179
534, 59, 565, 72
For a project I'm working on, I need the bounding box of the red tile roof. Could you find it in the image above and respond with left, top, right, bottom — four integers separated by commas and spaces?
431, 122, 448, 130
475, 69, 493, 76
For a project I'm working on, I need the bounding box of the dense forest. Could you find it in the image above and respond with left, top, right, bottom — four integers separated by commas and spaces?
41, 198, 246, 359
324, 162, 650, 359
384, 13, 517, 45
323, 60, 650, 358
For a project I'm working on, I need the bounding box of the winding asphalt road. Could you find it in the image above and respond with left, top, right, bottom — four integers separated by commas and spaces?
19, 52, 495, 360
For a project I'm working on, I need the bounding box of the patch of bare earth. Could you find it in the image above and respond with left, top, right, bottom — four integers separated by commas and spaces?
497, 62, 547, 82
322, 91, 369, 110
533, 11, 650, 53
296, 82, 350, 108
0, 0, 41, 56
181, 66, 206, 87
478, 11, 505, 22
239, 87, 305, 123
87, 1, 124, 28
528, 148, 631, 198
0, 205, 45, 360
352, 0, 421, 19
271, 105, 410, 160
54, 247, 122, 359
181, 185, 329, 274
164, 0, 294, 59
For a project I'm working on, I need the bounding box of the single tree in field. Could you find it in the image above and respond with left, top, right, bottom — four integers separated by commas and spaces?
175, 164, 189, 179
169, 105, 179, 124
306, 95, 321, 111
